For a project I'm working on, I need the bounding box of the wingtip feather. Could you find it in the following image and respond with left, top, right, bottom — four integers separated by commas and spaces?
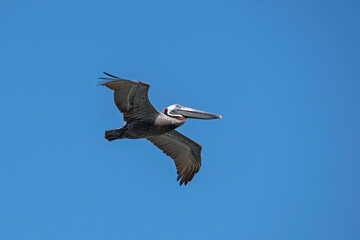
103, 72, 121, 79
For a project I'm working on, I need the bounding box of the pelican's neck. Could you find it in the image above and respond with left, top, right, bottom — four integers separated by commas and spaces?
162, 108, 186, 122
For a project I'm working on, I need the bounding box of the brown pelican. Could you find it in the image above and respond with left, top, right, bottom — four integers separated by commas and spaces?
99, 72, 221, 185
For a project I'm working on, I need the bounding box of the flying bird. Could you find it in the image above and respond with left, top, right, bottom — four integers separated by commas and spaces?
99, 72, 222, 185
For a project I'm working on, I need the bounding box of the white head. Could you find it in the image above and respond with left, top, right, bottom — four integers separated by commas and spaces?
164, 104, 222, 119
166, 104, 184, 117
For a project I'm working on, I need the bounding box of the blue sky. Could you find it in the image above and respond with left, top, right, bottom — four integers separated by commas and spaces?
1, 0, 360, 239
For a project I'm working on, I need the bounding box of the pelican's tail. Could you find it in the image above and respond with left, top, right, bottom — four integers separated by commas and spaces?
104, 128, 125, 141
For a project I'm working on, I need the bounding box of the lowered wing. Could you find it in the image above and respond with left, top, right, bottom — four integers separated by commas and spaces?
147, 130, 202, 186
99, 72, 159, 122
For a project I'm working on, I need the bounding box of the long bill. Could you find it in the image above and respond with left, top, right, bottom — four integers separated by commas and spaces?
175, 106, 222, 119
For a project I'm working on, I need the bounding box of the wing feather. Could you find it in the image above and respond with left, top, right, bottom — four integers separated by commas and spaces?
147, 130, 202, 186
99, 72, 158, 121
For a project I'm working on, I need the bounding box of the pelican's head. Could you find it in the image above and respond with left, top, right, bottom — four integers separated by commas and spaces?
164, 104, 222, 119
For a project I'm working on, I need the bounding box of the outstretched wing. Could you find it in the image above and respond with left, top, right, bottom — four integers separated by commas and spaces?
99, 72, 159, 121
147, 130, 202, 186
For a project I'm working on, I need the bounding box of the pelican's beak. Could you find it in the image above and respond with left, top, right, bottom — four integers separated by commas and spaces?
175, 106, 222, 119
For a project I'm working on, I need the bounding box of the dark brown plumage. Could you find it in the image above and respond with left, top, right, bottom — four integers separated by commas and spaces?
99, 72, 221, 185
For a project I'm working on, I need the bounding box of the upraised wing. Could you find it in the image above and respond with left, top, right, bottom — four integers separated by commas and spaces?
147, 130, 202, 185
99, 72, 159, 122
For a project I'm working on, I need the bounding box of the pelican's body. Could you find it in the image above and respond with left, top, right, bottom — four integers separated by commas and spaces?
99, 72, 221, 185
105, 110, 185, 140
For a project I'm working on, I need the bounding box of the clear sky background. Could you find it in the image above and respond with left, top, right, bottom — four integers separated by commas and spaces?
1, 1, 359, 239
